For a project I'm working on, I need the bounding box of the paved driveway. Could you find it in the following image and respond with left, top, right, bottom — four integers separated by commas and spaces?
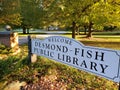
18, 35, 57, 45
18, 31, 68, 45
19, 36, 28, 45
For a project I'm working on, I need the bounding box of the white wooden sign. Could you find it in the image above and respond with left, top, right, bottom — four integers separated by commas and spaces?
31, 36, 120, 83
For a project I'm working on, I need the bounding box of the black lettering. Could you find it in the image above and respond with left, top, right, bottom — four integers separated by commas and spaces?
45, 44, 50, 49
95, 52, 104, 61
48, 38, 51, 42
48, 38, 72, 45
43, 50, 47, 56
87, 50, 92, 58
60, 39, 64, 42
58, 53, 61, 60
50, 52, 54, 57
58, 53, 64, 61
90, 62, 97, 71
40, 49, 44, 54
34, 48, 38, 53
66, 55, 71, 63
80, 60, 87, 68
73, 57, 79, 65
35, 41, 38, 46
62, 46, 68, 53
100, 64, 108, 74
74, 48, 80, 55
81, 49, 84, 57
42, 43, 45, 48
56, 45, 61, 51
51, 44, 56, 50
65, 39, 69, 44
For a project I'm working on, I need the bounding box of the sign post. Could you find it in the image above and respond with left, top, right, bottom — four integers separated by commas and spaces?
28, 35, 37, 64
28, 35, 31, 64
29, 36, 120, 88
119, 82, 120, 90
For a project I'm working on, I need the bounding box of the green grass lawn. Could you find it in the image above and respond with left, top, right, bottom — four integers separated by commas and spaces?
60, 33, 120, 50
0, 33, 120, 90
76, 34, 120, 50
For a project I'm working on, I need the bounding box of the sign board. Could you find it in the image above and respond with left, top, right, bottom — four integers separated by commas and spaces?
31, 36, 120, 83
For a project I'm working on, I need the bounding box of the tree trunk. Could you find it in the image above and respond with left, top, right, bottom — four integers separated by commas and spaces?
86, 22, 93, 38
22, 26, 26, 34
76, 25, 80, 35
27, 28, 29, 34
72, 21, 76, 39
84, 26, 87, 35
87, 29, 92, 38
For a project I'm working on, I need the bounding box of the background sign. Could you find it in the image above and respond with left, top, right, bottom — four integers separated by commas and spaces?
31, 36, 120, 82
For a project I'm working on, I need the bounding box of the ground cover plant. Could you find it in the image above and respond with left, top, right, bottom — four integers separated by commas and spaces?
0, 33, 119, 90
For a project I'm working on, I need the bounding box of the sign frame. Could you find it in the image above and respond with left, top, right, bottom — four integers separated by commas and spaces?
28, 35, 120, 89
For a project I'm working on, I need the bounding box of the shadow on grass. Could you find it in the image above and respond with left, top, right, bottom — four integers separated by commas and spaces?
0, 56, 29, 82
0, 56, 53, 84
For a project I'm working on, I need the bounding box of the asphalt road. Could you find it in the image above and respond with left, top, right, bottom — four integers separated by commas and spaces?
18, 30, 69, 45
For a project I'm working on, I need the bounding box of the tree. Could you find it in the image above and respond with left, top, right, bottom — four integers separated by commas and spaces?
20, 0, 44, 34
84, 0, 120, 37
43, 0, 100, 38
43, 0, 120, 38
0, 0, 21, 28
39, 0, 62, 28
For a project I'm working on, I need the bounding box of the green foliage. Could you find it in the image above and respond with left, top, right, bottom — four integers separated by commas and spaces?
0, 44, 12, 54
0, 56, 33, 82
44, 0, 120, 37
0, 0, 21, 26
20, 0, 45, 28
90, 0, 120, 30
